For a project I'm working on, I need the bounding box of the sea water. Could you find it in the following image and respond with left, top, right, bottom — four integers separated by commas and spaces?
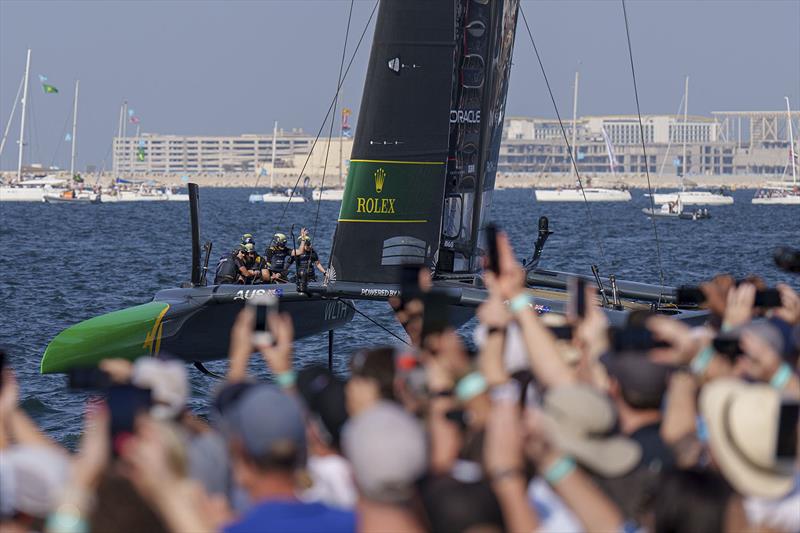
0, 188, 797, 445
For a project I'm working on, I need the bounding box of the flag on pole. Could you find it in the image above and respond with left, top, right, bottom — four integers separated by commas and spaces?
38, 74, 48, 82
65, 133, 72, 142
341, 107, 352, 138
137, 146, 146, 161
128, 109, 135, 117
42, 83, 58, 94
130, 115, 140, 124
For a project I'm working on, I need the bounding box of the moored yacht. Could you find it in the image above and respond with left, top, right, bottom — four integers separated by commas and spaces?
535, 187, 632, 202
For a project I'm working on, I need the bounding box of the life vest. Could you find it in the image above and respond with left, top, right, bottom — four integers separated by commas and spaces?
214, 252, 239, 284
267, 246, 291, 272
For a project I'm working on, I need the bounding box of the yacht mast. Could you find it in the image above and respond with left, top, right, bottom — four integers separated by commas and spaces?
571, 71, 579, 180
270, 121, 278, 190
114, 101, 124, 179
787, 96, 797, 186
69, 80, 79, 178
16, 49, 31, 181
0, 75, 24, 159
682, 76, 689, 185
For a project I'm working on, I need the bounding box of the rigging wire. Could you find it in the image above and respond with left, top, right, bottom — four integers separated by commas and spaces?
621, 0, 666, 297
49, 106, 72, 170
519, 6, 607, 268
306, 0, 355, 279
275, 0, 379, 231
334, 298, 412, 346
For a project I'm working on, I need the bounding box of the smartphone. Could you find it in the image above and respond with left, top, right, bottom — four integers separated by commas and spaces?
422, 291, 450, 341
108, 384, 152, 444
548, 325, 573, 340
754, 288, 782, 308
608, 326, 669, 353
399, 264, 422, 306
568, 277, 587, 319
485, 223, 500, 275
249, 293, 278, 346
712, 336, 744, 361
776, 401, 799, 467
676, 286, 706, 305
68, 367, 112, 390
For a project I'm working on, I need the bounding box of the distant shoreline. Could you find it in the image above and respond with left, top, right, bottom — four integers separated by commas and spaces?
1, 171, 791, 190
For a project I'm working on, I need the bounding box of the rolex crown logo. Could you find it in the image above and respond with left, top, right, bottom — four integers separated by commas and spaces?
374, 168, 386, 194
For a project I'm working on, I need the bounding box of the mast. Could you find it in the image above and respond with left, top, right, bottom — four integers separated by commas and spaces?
787, 96, 797, 186
682, 75, 689, 185
114, 101, 124, 179
270, 120, 278, 190
339, 99, 344, 188
571, 71, 579, 180
0, 75, 24, 159
69, 80, 79, 178
16, 49, 31, 181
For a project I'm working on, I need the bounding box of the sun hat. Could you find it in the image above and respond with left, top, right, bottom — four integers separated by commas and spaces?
342, 401, 427, 503
542, 384, 641, 477
131, 357, 188, 420
0, 446, 71, 519
699, 378, 795, 499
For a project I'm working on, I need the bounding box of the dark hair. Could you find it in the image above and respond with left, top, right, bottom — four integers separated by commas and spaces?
653, 468, 734, 533
421, 475, 505, 533
90, 470, 169, 533
350, 347, 396, 401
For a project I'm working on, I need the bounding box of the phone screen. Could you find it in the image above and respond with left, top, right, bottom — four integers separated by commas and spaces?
400, 265, 422, 305
422, 291, 450, 341
249, 294, 277, 345
568, 277, 587, 319
754, 289, 782, 308
68, 367, 111, 390
776, 402, 799, 460
548, 325, 573, 340
712, 336, 744, 360
485, 224, 500, 275
108, 384, 152, 440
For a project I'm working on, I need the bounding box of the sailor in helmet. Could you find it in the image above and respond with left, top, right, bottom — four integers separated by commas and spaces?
237, 243, 266, 283
266, 232, 292, 282
289, 234, 326, 282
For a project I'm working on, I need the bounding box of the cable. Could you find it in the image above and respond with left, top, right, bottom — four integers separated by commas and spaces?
306, 0, 355, 280
519, 6, 607, 267
275, 0, 379, 230
334, 297, 411, 346
621, 0, 666, 298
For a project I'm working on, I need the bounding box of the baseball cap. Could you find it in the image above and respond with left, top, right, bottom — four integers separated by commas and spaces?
0, 446, 71, 519
220, 384, 307, 467
296, 365, 348, 448
542, 384, 641, 477
700, 378, 795, 499
342, 401, 427, 503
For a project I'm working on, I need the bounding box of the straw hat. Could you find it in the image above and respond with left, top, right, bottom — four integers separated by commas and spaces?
700, 379, 795, 499
542, 385, 641, 477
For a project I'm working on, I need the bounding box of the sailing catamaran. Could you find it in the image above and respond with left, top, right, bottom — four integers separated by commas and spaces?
41, 0, 706, 374
752, 97, 800, 205
535, 71, 631, 203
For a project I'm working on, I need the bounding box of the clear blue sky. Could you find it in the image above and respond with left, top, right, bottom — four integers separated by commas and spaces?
1, 0, 798, 171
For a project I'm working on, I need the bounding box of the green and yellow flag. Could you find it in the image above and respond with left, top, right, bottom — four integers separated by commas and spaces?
42, 83, 58, 94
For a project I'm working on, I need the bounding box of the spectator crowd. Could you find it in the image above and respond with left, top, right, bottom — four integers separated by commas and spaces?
1, 233, 799, 532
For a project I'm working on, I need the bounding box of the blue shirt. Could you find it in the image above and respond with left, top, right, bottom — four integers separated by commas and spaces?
224, 500, 356, 533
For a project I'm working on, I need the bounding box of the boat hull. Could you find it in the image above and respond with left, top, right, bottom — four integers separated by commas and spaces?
43, 194, 100, 204
650, 192, 733, 205
752, 196, 800, 205
535, 188, 631, 202
0, 186, 65, 202
312, 189, 345, 201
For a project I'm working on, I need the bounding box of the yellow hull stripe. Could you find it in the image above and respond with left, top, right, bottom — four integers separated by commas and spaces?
142, 304, 170, 354
350, 159, 444, 165
338, 218, 428, 223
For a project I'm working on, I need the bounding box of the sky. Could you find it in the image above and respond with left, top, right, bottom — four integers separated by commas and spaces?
1, 0, 798, 172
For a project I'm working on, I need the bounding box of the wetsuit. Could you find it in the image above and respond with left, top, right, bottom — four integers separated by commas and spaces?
214, 251, 240, 284
266, 245, 291, 280
290, 249, 320, 282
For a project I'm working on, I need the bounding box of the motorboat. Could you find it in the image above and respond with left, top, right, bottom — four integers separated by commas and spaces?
648, 190, 733, 205
312, 188, 345, 201
103, 184, 189, 202
43, 188, 100, 204
642, 198, 710, 220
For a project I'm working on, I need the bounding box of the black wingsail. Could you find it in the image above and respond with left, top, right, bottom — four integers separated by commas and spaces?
329, 0, 520, 284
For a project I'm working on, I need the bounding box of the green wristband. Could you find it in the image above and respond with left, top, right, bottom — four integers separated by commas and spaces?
770, 363, 792, 390
690, 346, 715, 376
275, 370, 297, 388
455, 372, 488, 402
509, 293, 533, 314
544, 456, 576, 485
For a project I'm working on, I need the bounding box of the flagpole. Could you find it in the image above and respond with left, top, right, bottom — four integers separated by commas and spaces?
16, 49, 31, 181
114, 102, 124, 179
270, 120, 278, 190
787, 96, 797, 186
571, 71, 579, 181
70, 80, 79, 179
682, 76, 689, 186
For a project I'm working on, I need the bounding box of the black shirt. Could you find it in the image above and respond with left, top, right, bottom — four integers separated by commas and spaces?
291, 250, 320, 280
629, 422, 675, 472
266, 246, 291, 272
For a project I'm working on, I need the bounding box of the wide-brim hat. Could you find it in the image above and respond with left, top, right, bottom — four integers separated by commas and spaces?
700, 378, 794, 499
542, 385, 641, 478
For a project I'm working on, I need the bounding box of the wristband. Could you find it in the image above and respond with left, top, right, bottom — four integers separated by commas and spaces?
770, 363, 792, 390
46, 505, 88, 533
455, 372, 488, 402
275, 370, 297, 388
543, 456, 576, 485
509, 293, 533, 314
690, 346, 715, 376
490, 381, 521, 403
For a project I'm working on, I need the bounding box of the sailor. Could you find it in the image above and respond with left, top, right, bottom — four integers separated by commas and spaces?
265, 233, 292, 282
289, 235, 326, 282
214, 245, 247, 284
238, 243, 266, 283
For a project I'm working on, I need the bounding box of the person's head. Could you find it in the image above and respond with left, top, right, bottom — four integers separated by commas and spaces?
242, 243, 257, 262
241, 233, 255, 246
297, 365, 349, 452
273, 233, 287, 249
349, 347, 397, 403
0, 446, 71, 531
652, 468, 747, 533
699, 378, 796, 499
219, 384, 307, 495
299, 235, 312, 251
603, 353, 671, 412
421, 476, 505, 533
90, 469, 170, 533
342, 401, 427, 504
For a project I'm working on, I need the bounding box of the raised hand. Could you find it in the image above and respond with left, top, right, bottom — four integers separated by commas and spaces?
775, 283, 800, 325
258, 312, 294, 375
